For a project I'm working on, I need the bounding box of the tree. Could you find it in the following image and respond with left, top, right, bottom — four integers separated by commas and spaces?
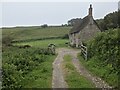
118, 10, 120, 28
96, 11, 118, 31
68, 18, 82, 26
41, 24, 48, 28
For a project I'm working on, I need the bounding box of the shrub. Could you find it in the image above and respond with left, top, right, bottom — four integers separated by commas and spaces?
2, 36, 13, 46
2, 46, 55, 88
87, 29, 119, 73
18, 45, 31, 48
41, 24, 48, 28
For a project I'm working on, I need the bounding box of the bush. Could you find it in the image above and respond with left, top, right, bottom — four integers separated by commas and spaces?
18, 45, 31, 48
2, 36, 13, 46
2, 47, 55, 88
62, 34, 69, 39
41, 24, 48, 28
87, 29, 119, 73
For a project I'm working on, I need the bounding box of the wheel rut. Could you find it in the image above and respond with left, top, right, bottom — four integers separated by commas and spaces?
52, 48, 68, 88
52, 48, 112, 89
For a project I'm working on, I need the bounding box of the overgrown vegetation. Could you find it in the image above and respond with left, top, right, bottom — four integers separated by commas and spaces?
63, 55, 95, 88
2, 36, 13, 47
23, 55, 56, 88
87, 29, 119, 73
78, 29, 119, 88
2, 46, 56, 88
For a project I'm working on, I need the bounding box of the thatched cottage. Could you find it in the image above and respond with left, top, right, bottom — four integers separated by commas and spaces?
69, 4, 101, 47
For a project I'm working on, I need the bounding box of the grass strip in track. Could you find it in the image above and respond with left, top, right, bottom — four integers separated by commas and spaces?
63, 55, 95, 88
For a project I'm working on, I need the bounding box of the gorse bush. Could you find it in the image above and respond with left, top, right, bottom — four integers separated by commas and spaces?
2, 47, 55, 88
87, 29, 119, 73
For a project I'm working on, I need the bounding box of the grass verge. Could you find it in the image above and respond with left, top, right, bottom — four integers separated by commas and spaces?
63, 55, 95, 88
78, 53, 118, 88
23, 55, 56, 88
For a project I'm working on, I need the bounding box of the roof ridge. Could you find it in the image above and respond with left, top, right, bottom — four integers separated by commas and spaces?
70, 15, 91, 34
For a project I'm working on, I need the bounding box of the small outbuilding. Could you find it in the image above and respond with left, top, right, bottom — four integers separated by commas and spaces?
69, 4, 101, 47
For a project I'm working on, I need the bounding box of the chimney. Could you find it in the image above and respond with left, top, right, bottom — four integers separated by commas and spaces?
88, 4, 92, 16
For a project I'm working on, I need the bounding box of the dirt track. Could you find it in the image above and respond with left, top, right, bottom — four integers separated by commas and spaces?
52, 48, 112, 89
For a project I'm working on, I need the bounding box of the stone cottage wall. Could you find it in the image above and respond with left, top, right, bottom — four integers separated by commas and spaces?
69, 33, 76, 46
78, 19, 100, 43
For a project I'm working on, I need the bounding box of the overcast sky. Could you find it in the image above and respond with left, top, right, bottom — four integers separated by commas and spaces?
1, 2, 118, 27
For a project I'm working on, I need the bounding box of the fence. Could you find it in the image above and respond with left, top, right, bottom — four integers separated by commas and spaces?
79, 43, 87, 60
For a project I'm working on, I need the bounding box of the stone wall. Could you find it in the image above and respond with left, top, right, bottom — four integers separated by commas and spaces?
78, 19, 100, 43
69, 33, 75, 46
69, 17, 101, 47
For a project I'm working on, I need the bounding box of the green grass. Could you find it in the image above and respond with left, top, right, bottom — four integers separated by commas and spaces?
2, 46, 56, 88
78, 54, 118, 88
2, 26, 71, 41
2, 26, 71, 88
23, 55, 56, 88
63, 55, 95, 88
13, 39, 69, 48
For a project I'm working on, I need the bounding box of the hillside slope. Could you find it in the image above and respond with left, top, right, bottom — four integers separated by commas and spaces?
2, 26, 71, 41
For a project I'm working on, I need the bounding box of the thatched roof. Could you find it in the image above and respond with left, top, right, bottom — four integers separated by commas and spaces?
69, 15, 101, 34
69, 15, 90, 34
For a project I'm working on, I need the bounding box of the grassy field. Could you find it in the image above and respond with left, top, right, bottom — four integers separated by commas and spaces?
2, 26, 71, 41
63, 55, 95, 88
13, 39, 69, 48
2, 26, 71, 88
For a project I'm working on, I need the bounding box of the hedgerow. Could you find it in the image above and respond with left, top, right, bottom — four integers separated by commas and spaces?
87, 29, 119, 74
